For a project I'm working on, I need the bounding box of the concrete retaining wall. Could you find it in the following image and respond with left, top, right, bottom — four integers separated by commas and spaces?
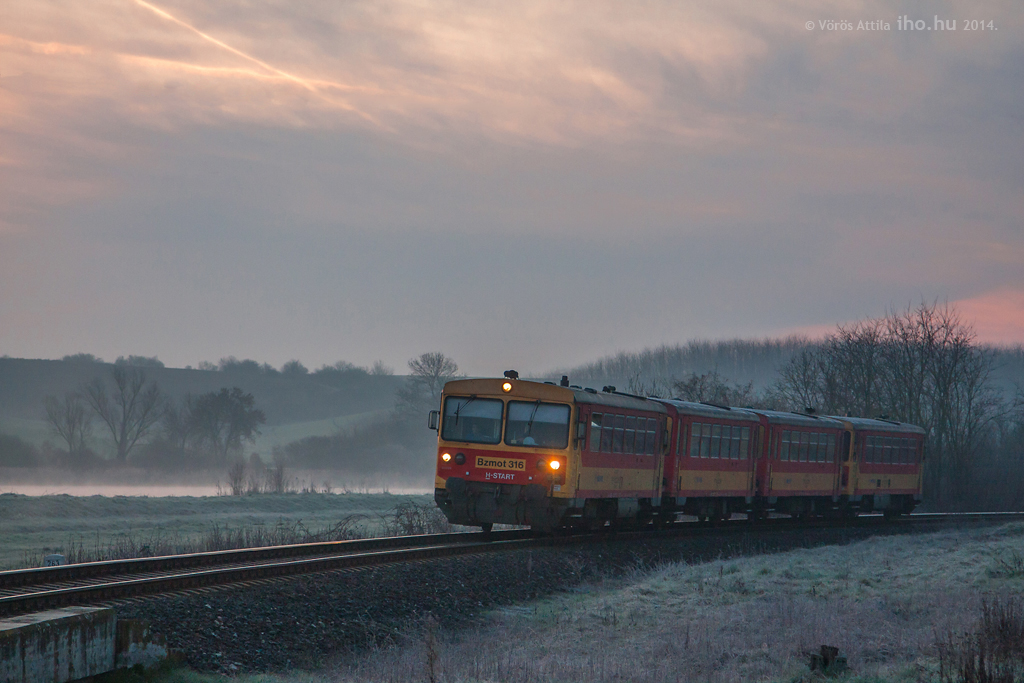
0, 607, 115, 683
0, 608, 166, 683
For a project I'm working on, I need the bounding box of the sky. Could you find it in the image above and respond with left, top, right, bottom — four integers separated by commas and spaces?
1, 0, 1022, 376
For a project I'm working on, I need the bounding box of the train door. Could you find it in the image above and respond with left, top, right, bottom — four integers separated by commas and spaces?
840, 430, 854, 496
746, 423, 758, 496
653, 415, 670, 500
574, 405, 589, 494
749, 421, 765, 497
831, 430, 844, 497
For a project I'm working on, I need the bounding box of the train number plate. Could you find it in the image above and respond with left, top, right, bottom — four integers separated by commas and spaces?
475, 456, 526, 472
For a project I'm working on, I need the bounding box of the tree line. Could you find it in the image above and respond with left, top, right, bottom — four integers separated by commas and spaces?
623, 303, 1023, 511
43, 365, 266, 467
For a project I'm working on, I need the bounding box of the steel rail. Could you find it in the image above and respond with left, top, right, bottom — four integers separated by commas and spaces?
0, 529, 532, 590
1, 511, 1020, 618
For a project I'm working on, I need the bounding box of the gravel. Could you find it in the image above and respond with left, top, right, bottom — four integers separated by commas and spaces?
116, 520, 978, 674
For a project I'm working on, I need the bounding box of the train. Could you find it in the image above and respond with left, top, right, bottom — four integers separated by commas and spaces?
430, 372, 925, 532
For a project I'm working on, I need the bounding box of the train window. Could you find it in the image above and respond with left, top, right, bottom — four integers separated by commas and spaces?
690, 423, 701, 458
505, 401, 571, 449
600, 416, 615, 452
710, 424, 722, 458
808, 433, 819, 462
634, 421, 646, 455
730, 427, 741, 459
700, 423, 711, 458
741, 427, 750, 459
781, 431, 791, 461
612, 414, 625, 453
864, 436, 874, 463
799, 432, 810, 462
883, 437, 893, 465
441, 396, 504, 445
624, 416, 637, 454
646, 419, 658, 455
827, 434, 836, 462
905, 438, 913, 464
590, 414, 603, 452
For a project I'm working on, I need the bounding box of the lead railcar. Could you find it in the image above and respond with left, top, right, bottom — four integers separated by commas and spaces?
431, 374, 669, 532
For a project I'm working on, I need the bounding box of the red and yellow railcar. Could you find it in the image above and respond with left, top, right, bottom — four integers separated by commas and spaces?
656, 400, 761, 521
432, 375, 668, 532
833, 416, 925, 515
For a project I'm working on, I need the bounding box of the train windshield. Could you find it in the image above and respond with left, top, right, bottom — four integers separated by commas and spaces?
441, 396, 503, 444
505, 401, 571, 449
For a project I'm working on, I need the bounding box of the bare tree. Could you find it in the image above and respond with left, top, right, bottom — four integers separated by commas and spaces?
84, 366, 164, 463
772, 301, 1002, 508
43, 393, 92, 457
407, 352, 459, 400
673, 370, 758, 407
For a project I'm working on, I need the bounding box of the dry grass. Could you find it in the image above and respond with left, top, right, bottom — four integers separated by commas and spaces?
17, 501, 454, 566
327, 523, 1024, 683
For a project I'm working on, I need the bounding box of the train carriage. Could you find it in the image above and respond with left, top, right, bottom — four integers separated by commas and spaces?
752, 410, 847, 517
834, 417, 925, 516
655, 400, 762, 521
431, 375, 668, 532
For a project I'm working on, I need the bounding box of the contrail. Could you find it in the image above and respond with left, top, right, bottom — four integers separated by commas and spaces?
130, 0, 380, 123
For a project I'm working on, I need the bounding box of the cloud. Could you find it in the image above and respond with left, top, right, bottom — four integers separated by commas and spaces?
0, 0, 1022, 370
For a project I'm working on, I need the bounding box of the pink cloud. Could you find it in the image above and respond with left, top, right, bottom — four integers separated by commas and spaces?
954, 289, 1024, 346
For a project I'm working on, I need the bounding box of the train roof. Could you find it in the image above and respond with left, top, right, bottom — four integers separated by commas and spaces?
441, 378, 666, 414
743, 408, 846, 429
652, 398, 761, 422
829, 416, 926, 435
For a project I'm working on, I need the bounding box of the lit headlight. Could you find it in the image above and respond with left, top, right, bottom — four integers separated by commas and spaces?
441, 452, 451, 463
502, 382, 513, 392
549, 460, 561, 470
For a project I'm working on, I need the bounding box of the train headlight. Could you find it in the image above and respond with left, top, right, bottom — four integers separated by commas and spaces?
455, 453, 466, 465
549, 460, 560, 470
441, 452, 451, 463
502, 382, 513, 393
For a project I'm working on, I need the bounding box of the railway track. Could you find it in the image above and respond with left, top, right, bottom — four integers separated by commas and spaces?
2, 511, 1020, 618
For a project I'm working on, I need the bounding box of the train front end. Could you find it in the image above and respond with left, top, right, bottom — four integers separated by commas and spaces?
430, 376, 577, 532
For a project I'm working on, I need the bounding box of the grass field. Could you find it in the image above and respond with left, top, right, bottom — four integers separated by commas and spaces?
137, 520, 1024, 683
0, 492, 434, 569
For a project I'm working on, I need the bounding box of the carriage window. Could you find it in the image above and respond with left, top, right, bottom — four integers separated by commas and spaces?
600, 415, 615, 452
442, 396, 503, 444
827, 434, 836, 462
864, 436, 874, 463
808, 433, 819, 462
884, 437, 894, 464
730, 427, 741, 459
700, 423, 711, 458
710, 424, 722, 458
590, 414, 603, 451
635, 420, 646, 455
781, 430, 791, 461
741, 427, 750, 460
646, 419, 658, 455
799, 432, 810, 462
624, 416, 637, 454
611, 414, 625, 453
690, 423, 701, 458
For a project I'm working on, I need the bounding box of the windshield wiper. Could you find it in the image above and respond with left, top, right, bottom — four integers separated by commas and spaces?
525, 399, 542, 435
453, 395, 477, 425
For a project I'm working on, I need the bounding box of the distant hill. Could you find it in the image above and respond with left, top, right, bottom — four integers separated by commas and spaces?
0, 357, 404, 449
